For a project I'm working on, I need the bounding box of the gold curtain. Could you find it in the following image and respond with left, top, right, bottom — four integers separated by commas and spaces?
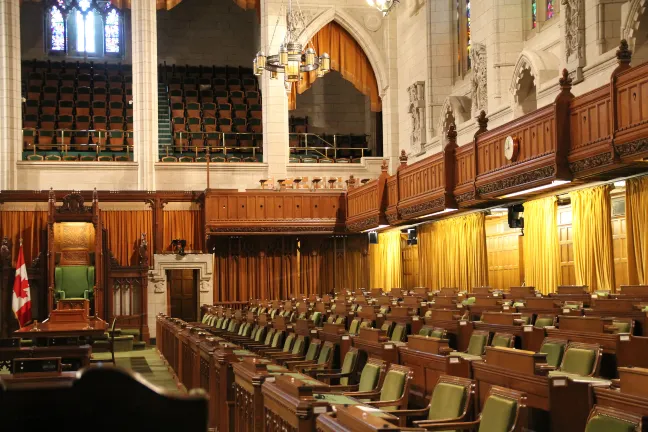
369, 230, 403, 291
569, 185, 615, 291
343, 236, 370, 289
163, 210, 203, 253
627, 176, 648, 285
102, 211, 153, 266
289, 22, 381, 112
0, 211, 48, 266
523, 196, 560, 294
418, 213, 488, 292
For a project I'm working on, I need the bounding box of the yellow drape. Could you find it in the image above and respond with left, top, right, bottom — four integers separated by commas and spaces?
163, 210, 203, 253
418, 213, 488, 292
523, 196, 560, 294
369, 230, 402, 291
102, 211, 153, 266
569, 185, 615, 291
289, 22, 381, 112
627, 176, 648, 285
0, 211, 48, 267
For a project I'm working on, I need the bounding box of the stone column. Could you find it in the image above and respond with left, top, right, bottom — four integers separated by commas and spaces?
261, 0, 289, 181
0, 0, 21, 190
382, 13, 400, 172
131, 2, 158, 190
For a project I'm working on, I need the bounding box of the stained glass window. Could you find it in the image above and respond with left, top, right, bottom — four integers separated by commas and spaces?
546, 0, 555, 20
105, 9, 120, 53
49, 6, 65, 52
76, 9, 95, 53
532, 0, 537, 28
466, 0, 472, 70
456, 0, 461, 76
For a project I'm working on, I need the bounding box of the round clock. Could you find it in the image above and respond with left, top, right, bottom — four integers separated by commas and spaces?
504, 136, 520, 161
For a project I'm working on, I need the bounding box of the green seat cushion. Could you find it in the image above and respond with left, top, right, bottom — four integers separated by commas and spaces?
452, 352, 483, 361
339, 350, 357, 386
358, 364, 381, 392
264, 329, 275, 345
312, 312, 322, 326
539, 342, 565, 368
201, 314, 210, 324
304, 342, 319, 361
419, 327, 433, 337
428, 382, 467, 422
292, 337, 305, 354
55, 266, 94, 299
349, 320, 360, 334
491, 334, 512, 348
585, 414, 637, 432
561, 348, 596, 376
513, 302, 525, 308
477, 395, 517, 432
379, 370, 406, 411
282, 334, 295, 352
271, 332, 282, 348
335, 317, 344, 325
612, 321, 631, 333
462, 297, 476, 306
535, 317, 554, 328
466, 334, 488, 356
430, 329, 444, 338
519, 316, 531, 325
317, 344, 331, 364
391, 324, 406, 342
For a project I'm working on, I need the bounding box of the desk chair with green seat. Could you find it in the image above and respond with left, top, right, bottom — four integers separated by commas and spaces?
491, 332, 515, 349
390, 323, 408, 343
318, 357, 387, 393
391, 375, 474, 428
274, 338, 320, 365
261, 333, 295, 357
418, 326, 447, 338
450, 330, 490, 360
537, 338, 568, 369
534, 314, 557, 328
313, 348, 361, 385
288, 340, 334, 372
584, 405, 641, 432
343, 364, 413, 411
54, 265, 95, 301
411, 385, 527, 431
267, 335, 307, 360
253, 330, 284, 354
541, 342, 602, 378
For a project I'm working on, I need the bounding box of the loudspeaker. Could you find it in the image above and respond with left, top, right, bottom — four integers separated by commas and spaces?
368, 231, 378, 244
508, 204, 524, 229
407, 228, 417, 245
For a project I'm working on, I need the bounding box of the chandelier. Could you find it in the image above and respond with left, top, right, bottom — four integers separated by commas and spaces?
253, 0, 330, 83
366, 0, 399, 15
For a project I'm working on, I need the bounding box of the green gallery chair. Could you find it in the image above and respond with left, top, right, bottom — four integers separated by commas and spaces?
54, 264, 95, 301
450, 330, 490, 360
545, 342, 602, 378
313, 348, 361, 385
537, 338, 567, 368
266, 335, 306, 361
584, 406, 641, 432
288, 340, 334, 372
342, 364, 412, 411
391, 375, 474, 427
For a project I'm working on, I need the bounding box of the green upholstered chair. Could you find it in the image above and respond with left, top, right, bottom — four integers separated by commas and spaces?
273, 338, 319, 364
538, 338, 567, 369
381, 321, 395, 338
331, 358, 386, 395
491, 333, 515, 349
390, 375, 474, 428
334, 316, 345, 325
290, 341, 334, 372
201, 314, 211, 324
349, 319, 361, 335
353, 364, 412, 411
451, 330, 489, 360
54, 265, 95, 301
390, 323, 407, 342
548, 342, 601, 378
311, 311, 323, 327
612, 320, 632, 333
535, 315, 556, 328
418, 326, 447, 338
313, 348, 360, 385
462, 297, 477, 306
584, 406, 641, 432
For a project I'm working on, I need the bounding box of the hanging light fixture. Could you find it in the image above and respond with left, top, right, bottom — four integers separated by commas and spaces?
366, 0, 399, 16
254, 0, 330, 84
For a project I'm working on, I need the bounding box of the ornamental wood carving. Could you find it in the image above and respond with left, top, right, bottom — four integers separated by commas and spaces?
205, 190, 346, 235
346, 160, 389, 232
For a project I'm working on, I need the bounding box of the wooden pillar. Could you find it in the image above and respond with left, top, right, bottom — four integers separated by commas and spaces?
0, 237, 12, 337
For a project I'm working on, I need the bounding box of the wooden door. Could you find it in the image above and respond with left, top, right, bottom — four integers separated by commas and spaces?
168, 269, 197, 321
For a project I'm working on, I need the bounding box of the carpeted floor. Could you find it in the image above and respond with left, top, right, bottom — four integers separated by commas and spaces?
92, 347, 181, 394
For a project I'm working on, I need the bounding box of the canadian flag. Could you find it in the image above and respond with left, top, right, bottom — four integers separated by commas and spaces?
12, 243, 32, 327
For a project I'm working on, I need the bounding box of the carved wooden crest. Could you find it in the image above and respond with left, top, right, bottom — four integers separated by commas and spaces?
56, 193, 91, 214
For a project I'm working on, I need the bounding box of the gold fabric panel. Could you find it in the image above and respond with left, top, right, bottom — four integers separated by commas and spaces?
369, 230, 403, 291
626, 176, 648, 285
102, 211, 153, 266
163, 210, 204, 253
0, 211, 48, 266
523, 196, 560, 294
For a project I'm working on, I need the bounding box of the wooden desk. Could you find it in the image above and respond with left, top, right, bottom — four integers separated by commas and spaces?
351, 328, 398, 365
0, 371, 77, 389
14, 317, 108, 342
586, 298, 646, 335
316, 323, 346, 368
424, 309, 471, 351
548, 374, 611, 431
316, 405, 401, 432
472, 347, 550, 431
397, 335, 469, 408
594, 367, 648, 422
617, 334, 648, 368
0, 345, 91, 372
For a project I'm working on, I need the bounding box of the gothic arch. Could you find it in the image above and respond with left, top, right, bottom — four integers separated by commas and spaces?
622, 0, 647, 47
509, 50, 560, 99
297, 8, 388, 96
436, 96, 471, 136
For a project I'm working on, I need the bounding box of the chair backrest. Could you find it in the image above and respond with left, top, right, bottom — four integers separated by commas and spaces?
559, 342, 600, 376
477, 386, 525, 432
291, 336, 306, 355
339, 349, 358, 386
358, 359, 386, 392
491, 333, 514, 348
535, 315, 556, 328
349, 319, 360, 335
270, 330, 283, 348
304, 339, 321, 361
466, 331, 489, 356
316, 342, 334, 365
378, 365, 411, 411
539, 338, 567, 368
390, 323, 407, 342
282, 334, 295, 352
427, 376, 473, 422
254, 326, 265, 342
263, 328, 276, 345
311, 312, 323, 326
55, 266, 94, 298
584, 406, 641, 432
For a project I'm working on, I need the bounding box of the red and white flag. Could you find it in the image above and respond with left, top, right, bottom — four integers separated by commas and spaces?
12, 243, 32, 327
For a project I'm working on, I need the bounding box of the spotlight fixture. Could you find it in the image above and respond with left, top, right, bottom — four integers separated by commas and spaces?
366, 0, 399, 16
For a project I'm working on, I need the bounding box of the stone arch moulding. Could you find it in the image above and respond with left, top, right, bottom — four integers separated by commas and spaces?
509, 49, 561, 100
297, 8, 388, 96
622, 0, 647, 49
436, 96, 471, 138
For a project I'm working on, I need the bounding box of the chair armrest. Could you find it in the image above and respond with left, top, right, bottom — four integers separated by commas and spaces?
413, 419, 480, 430
438, 347, 453, 355
285, 360, 316, 370
388, 407, 430, 418
534, 364, 556, 376
342, 389, 380, 399
364, 399, 403, 408
316, 384, 359, 393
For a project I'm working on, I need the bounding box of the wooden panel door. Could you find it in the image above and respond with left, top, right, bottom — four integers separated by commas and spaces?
168, 269, 197, 321
485, 215, 522, 290
557, 206, 576, 285
402, 243, 420, 289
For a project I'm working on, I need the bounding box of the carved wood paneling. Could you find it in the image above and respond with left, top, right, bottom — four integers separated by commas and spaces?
346, 163, 389, 233
614, 61, 648, 161
385, 175, 400, 224
455, 144, 476, 186
205, 190, 345, 234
